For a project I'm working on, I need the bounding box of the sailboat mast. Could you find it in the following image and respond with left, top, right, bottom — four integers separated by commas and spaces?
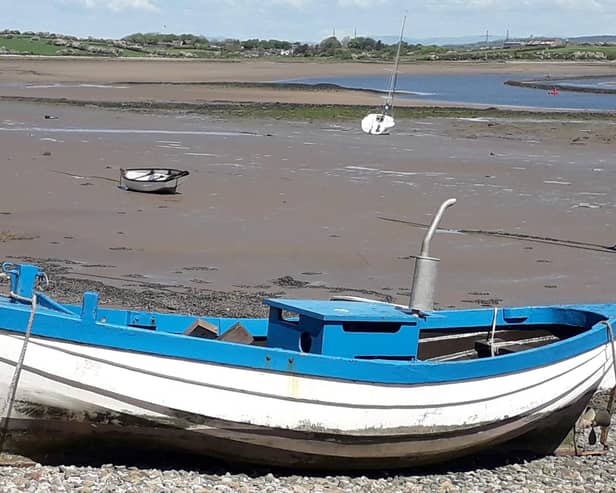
386, 14, 406, 109
360, 13, 406, 135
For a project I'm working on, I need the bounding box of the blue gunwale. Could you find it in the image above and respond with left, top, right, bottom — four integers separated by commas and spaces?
0, 293, 613, 386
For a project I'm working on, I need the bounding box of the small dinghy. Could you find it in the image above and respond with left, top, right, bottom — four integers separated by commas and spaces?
120, 168, 189, 194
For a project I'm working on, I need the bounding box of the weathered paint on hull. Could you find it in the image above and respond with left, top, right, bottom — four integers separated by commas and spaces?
123, 179, 179, 194
1, 386, 596, 471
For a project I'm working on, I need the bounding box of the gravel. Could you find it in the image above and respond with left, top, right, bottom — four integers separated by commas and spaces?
2, 452, 616, 493
2, 259, 616, 492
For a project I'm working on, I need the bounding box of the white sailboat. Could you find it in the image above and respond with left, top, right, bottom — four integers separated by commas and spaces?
361, 15, 406, 136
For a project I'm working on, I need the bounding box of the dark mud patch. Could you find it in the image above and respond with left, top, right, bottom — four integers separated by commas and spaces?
273, 276, 309, 288
0, 231, 38, 242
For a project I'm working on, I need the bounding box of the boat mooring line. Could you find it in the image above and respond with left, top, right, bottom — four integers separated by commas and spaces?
489, 307, 498, 357
50, 169, 120, 183
0, 292, 37, 451
378, 216, 616, 253
600, 320, 616, 446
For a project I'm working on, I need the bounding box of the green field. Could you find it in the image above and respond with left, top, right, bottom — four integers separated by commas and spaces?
2, 32, 616, 62
0, 36, 60, 55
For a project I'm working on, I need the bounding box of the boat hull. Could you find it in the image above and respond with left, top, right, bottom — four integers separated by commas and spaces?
0, 329, 609, 470
1, 389, 596, 470
122, 178, 181, 194
361, 113, 395, 135
120, 168, 189, 194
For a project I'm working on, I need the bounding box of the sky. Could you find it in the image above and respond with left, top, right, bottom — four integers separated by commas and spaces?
1, 0, 615, 43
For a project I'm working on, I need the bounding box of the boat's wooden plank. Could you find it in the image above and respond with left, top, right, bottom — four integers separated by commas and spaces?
183, 319, 219, 339
218, 322, 254, 345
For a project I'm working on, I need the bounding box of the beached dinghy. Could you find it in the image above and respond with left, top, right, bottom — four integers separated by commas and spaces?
0, 200, 615, 470
120, 168, 189, 194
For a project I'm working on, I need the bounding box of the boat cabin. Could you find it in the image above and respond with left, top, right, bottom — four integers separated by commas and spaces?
266, 299, 421, 361
264, 298, 603, 362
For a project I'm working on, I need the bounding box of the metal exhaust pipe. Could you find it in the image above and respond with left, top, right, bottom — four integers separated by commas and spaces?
408, 198, 457, 313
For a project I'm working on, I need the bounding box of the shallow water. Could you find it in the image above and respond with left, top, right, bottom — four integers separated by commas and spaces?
554, 76, 616, 90
281, 74, 616, 111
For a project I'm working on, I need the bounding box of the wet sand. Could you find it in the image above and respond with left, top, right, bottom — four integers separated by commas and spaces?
1, 57, 616, 107
1, 58, 615, 310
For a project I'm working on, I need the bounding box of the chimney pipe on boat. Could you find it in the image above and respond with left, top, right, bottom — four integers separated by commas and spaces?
408, 198, 457, 313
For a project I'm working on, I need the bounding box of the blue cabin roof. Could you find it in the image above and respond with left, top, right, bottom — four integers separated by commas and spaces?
264, 299, 416, 323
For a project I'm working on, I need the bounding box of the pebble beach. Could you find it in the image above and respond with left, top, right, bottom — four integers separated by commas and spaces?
0, 454, 614, 493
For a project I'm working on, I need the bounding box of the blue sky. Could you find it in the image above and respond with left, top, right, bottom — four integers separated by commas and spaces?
2, 0, 615, 43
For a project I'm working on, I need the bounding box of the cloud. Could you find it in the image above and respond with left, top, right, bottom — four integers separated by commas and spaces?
70, 0, 159, 12
219, 0, 384, 8
219, 0, 309, 7
422, 0, 609, 11
271, 0, 310, 6
337, 0, 387, 7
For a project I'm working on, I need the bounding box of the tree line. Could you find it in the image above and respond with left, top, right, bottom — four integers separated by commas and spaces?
122, 32, 432, 59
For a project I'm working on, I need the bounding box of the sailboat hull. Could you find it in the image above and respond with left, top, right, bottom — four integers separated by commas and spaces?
360, 15, 405, 136
361, 113, 395, 135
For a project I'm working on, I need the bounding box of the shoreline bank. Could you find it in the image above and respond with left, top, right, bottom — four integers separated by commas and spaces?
1, 57, 615, 112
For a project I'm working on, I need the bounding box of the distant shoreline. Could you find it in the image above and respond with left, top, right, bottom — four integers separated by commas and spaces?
1, 57, 615, 114
1, 57, 615, 81
505, 75, 616, 95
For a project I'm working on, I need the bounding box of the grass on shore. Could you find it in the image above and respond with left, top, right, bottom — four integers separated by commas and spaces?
200, 103, 616, 121
3, 95, 615, 121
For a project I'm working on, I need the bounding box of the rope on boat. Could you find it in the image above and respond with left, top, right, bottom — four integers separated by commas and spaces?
600, 320, 616, 447
0, 292, 38, 449
489, 306, 498, 357
8, 292, 35, 303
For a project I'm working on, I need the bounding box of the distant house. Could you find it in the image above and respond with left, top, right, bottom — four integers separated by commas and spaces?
503, 38, 565, 49
527, 38, 565, 48
503, 41, 525, 49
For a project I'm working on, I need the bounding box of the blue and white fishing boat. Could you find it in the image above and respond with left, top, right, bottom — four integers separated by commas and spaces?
0, 199, 614, 470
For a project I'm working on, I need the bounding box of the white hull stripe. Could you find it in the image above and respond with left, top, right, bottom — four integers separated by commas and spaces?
3, 334, 610, 410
